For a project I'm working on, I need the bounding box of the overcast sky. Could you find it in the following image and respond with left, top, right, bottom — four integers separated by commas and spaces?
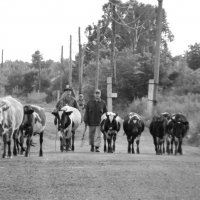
0, 0, 199, 62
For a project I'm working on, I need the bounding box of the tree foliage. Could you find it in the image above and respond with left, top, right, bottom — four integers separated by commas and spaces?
186, 43, 200, 70
84, 0, 174, 63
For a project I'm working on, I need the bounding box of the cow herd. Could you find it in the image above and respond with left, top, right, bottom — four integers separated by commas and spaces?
0, 96, 190, 159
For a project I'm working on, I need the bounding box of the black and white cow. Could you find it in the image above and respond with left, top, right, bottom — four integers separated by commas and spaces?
52, 105, 81, 152
167, 113, 189, 155
0, 96, 24, 158
123, 112, 145, 154
21, 105, 46, 157
100, 112, 121, 153
149, 114, 168, 155
161, 112, 173, 154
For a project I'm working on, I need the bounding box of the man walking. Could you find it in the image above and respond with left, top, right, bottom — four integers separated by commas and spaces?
55, 85, 79, 111
84, 89, 107, 152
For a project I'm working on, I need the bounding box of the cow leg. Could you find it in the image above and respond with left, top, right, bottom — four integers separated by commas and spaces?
39, 131, 43, 156
159, 141, 162, 155
60, 137, 63, 152
178, 137, 183, 155
156, 137, 160, 155
153, 136, 158, 154
158, 139, 162, 155
112, 134, 116, 153
162, 140, 165, 154
71, 131, 75, 151
18, 127, 25, 154
136, 140, 140, 154
174, 138, 178, 155
2, 134, 7, 158
103, 134, 107, 153
19, 133, 25, 154
170, 138, 174, 154
136, 135, 140, 154
25, 135, 32, 157
65, 138, 71, 151
132, 141, 135, 154
7, 133, 12, 158
166, 137, 170, 154
107, 139, 112, 153
13, 129, 18, 156
127, 136, 131, 154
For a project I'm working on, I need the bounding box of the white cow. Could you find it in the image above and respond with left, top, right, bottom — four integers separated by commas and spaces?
52, 105, 81, 152
0, 96, 24, 158
100, 112, 121, 153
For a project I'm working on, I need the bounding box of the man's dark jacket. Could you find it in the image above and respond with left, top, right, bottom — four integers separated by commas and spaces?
84, 99, 107, 126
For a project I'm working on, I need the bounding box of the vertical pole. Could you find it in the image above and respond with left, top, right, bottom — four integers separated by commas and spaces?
78, 27, 82, 94
80, 47, 85, 92
148, 79, 155, 116
60, 45, 63, 92
111, 0, 116, 84
107, 77, 113, 112
38, 60, 41, 93
153, 0, 163, 107
69, 35, 72, 86
95, 21, 100, 90
1, 49, 3, 68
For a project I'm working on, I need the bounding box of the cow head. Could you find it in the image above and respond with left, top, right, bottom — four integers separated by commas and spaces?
161, 112, 171, 121
152, 114, 166, 123
21, 105, 35, 135
103, 113, 119, 139
57, 111, 73, 139
129, 115, 141, 134
170, 113, 189, 138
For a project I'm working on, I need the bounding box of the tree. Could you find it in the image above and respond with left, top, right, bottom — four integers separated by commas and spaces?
84, 0, 174, 63
186, 43, 200, 70
31, 50, 43, 92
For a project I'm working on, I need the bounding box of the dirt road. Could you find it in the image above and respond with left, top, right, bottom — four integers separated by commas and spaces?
0, 111, 200, 200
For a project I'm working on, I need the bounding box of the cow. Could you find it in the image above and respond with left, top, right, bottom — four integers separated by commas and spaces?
123, 112, 145, 154
100, 112, 121, 153
21, 105, 46, 157
52, 105, 81, 152
149, 114, 168, 155
167, 113, 189, 155
0, 96, 24, 158
161, 112, 173, 154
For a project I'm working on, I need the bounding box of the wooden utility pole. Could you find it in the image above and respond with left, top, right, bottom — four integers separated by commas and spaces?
60, 45, 63, 92
78, 27, 83, 94
111, 0, 116, 84
80, 47, 85, 92
153, 0, 163, 103
107, 77, 117, 112
1, 49, 3, 68
38, 60, 41, 93
69, 35, 72, 86
148, 0, 163, 115
95, 21, 100, 90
